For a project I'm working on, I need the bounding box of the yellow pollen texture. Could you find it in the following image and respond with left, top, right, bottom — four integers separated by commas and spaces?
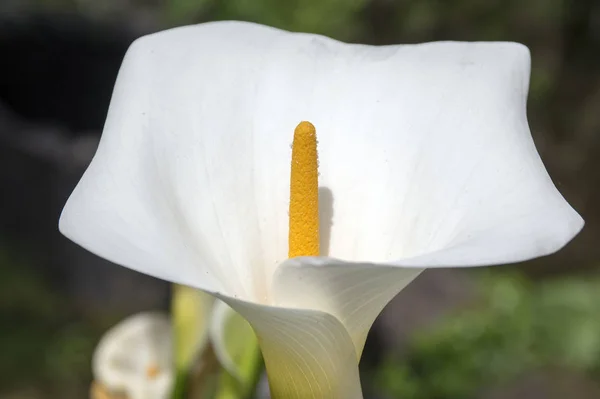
288, 121, 320, 258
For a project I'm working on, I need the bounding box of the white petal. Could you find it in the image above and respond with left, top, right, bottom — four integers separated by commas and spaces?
59, 22, 295, 299
272, 258, 422, 357
218, 294, 363, 399
92, 312, 173, 398
60, 21, 582, 303
309, 43, 583, 263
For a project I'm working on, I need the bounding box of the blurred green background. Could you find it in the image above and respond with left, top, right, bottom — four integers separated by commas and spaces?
0, 0, 598, 398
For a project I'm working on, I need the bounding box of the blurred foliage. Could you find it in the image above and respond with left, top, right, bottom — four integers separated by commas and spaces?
166, 0, 369, 38
0, 248, 103, 398
374, 273, 600, 399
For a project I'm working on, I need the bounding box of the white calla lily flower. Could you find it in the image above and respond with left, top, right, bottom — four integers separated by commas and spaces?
61, 21, 583, 398
92, 312, 173, 399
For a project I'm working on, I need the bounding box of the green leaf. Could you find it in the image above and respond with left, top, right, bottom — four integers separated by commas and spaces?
164, 0, 214, 25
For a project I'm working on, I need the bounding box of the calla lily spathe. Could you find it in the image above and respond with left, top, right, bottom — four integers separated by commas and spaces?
60, 21, 583, 398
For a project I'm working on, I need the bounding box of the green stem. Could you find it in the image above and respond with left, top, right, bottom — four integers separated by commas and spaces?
171, 370, 189, 399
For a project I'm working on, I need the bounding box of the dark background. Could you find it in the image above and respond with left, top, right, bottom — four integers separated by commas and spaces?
0, 1, 598, 398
